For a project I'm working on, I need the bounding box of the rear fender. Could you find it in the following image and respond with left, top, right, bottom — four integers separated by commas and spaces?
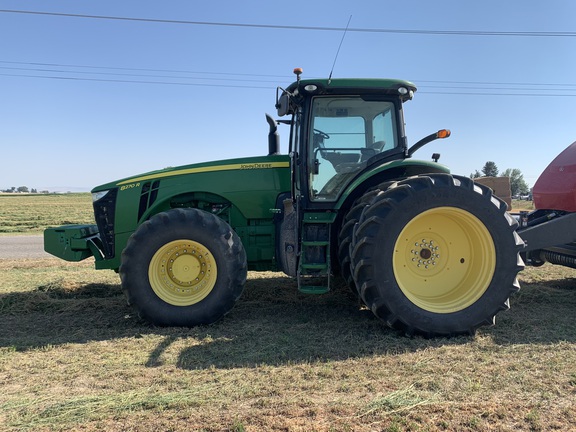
336, 159, 450, 211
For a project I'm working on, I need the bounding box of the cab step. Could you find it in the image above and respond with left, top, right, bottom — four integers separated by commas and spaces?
297, 212, 335, 295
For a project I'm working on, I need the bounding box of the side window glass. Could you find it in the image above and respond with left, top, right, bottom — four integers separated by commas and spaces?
310, 116, 365, 199
372, 111, 397, 152
308, 97, 398, 201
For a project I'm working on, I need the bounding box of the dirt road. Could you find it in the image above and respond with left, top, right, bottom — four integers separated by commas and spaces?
0, 235, 52, 259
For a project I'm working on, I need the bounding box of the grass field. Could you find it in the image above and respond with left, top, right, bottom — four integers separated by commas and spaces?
1, 195, 576, 431
0, 194, 93, 235
2, 259, 576, 431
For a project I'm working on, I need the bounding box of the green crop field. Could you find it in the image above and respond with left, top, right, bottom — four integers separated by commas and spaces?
1, 195, 576, 431
0, 193, 94, 235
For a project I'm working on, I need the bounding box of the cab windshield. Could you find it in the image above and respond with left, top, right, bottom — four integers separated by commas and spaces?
309, 96, 399, 201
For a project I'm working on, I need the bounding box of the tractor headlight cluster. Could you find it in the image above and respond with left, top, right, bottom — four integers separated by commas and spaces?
92, 190, 110, 202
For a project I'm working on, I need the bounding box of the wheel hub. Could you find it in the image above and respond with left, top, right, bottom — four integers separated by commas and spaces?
168, 249, 205, 285
409, 238, 442, 271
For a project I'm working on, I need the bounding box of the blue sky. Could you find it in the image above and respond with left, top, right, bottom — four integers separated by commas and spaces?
1, 0, 575, 191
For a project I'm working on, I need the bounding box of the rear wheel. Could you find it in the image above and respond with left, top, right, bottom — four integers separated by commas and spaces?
338, 189, 379, 293
351, 174, 524, 336
120, 208, 247, 326
338, 182, 395, 294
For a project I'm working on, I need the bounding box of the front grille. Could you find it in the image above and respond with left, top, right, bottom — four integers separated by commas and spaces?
93, 188, 118, 259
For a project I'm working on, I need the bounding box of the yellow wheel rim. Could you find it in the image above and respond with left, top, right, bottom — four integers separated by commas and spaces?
393, 207, 496, 313
148, 239, 217, 306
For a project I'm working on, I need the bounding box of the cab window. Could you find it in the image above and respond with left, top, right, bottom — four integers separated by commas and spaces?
309, 97, 398, 201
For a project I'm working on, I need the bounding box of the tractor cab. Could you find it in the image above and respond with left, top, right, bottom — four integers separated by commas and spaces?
306, 96, 402, 201
276, 69, 417, 208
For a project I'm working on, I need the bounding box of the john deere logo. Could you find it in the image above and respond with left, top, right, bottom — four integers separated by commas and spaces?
240, 163, 273, 170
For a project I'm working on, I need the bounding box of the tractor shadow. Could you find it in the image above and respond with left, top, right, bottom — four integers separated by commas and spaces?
1, 273, 465, 364
153, 275, 461, 370
157, 274, 576, 370
3, 271, 576, 368
0, 281, 138, 349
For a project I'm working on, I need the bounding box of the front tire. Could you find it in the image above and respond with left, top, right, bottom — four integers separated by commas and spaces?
120, 208, 247, 326
351, 174, 524, 337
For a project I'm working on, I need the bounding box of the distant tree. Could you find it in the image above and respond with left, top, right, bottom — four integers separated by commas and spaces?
481, 161, 499, 177
17, 186, 29, 193
31, 188, 38, 193
10, 187, 15, 192
470, 170, 482, 179
501, 168, 530, 196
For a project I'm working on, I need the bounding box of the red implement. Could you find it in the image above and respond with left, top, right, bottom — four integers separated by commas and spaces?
533, 141, 576, 212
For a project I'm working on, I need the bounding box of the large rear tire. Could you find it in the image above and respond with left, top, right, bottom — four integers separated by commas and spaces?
338, 189, 380, 293
120, 208, 247, 326
338, 181, 395, 294
350, 174, 524, 336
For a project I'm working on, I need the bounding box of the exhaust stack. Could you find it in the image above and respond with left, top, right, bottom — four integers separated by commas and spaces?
265, 114, 280, 155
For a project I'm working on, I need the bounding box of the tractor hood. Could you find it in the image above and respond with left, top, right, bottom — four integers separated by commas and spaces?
91, 155, 291, 193
90, 153, 292, 239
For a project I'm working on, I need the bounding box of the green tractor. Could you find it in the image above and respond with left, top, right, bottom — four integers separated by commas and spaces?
45, 68, 523, 337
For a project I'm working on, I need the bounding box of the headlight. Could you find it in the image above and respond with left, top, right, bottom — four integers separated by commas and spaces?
92, 190, 110, 202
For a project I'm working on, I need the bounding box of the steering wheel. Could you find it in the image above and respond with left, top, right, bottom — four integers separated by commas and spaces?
313, 129, 330, 157
314, 128, 330, 140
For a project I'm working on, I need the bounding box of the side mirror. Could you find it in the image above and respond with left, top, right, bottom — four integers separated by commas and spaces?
276, 92, 293, 117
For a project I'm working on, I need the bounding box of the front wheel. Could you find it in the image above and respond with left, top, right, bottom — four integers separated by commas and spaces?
120, 208, 247, 326
351, 174, 524, 337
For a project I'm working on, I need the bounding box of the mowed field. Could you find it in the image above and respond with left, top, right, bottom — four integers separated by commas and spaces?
1, 195, 576, 431
0, 193, 94, 235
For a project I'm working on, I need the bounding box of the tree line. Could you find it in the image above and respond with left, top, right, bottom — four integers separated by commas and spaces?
1, 186, 47, 194
470, 161, 530, 197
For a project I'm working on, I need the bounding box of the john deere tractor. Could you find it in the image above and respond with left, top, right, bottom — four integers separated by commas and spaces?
45, 68, 523, 337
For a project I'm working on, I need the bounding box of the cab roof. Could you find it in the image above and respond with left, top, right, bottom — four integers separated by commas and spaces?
286, 77, 417, 102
